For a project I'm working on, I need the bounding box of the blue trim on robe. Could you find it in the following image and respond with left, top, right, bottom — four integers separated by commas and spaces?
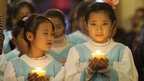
48, 34, 86, 63
67, 34, 86, 45
5, 50, 19, 61
49, 44, 73, 62
3, 30, 12, 54
11, 58, 62, 81
75, 43, 125, 81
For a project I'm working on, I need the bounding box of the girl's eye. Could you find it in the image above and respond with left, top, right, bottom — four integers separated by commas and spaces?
43, 33, 48, 35
103, 23, 108, 25
90, 23, 96, 26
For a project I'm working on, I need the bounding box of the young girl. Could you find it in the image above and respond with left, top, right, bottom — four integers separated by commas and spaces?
3, 14, 62, 81
64, 3, 138, 81
0, 17, 28, 81
5, 18, 28, 61
68, 1, 92, 41
45, 9, 86, 65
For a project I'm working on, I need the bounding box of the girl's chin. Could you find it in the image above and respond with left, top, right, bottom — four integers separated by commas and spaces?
44, 47, 51, 51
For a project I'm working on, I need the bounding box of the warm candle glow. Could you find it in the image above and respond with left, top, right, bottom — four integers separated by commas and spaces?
32, 67, 46, 76
92, 50, 105, 59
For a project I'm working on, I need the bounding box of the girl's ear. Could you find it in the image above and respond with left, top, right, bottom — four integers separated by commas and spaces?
111, 21, 117, 37
26, 32, 34, 41
111, 21, 116, 29
84, 21, 88, 31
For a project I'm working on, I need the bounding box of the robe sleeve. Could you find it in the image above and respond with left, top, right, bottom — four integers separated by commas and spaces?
3, 62, 17, 81
54, 67, 66, 81
64, 47, 81, 81
113, 47, 138, 81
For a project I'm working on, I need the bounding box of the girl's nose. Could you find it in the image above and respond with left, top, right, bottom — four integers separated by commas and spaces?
48, 34, 53, 41
96, 25, 103, 31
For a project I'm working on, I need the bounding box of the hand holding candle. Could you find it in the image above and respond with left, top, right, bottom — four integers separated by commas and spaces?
87, 50, 109, 73
32, 67, 46, 76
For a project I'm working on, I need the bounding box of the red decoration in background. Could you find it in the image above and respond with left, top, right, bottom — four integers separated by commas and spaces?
51, 0, 72, 13
104, 0, 119, 9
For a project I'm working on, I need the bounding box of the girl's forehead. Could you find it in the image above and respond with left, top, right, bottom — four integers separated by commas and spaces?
38, 22, 53, 30
89, 11, 109, 17
88, 12, 110, 21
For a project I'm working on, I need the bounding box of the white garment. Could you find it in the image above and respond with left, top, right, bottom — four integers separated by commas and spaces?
54, 67, 66, 81
0, 49, 19, 81
3, 54, 55, 81
0, 54, 7, 81
63, 39, 138, 81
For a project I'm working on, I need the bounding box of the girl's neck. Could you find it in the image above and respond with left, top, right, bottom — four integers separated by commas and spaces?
27, 47, 45, 58
53, 35, 68, 47
91, 39, 111, 47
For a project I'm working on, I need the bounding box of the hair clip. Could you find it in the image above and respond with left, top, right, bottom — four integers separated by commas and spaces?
47, 17, 52, 21
22, 16, 29, 21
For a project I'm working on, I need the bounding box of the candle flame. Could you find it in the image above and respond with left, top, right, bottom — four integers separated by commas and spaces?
32, 67, 46, 76
92, 50, 105, 59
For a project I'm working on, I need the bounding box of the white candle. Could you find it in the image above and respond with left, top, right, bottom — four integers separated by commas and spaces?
32, 67, 46, 76
91, 50, 105, 59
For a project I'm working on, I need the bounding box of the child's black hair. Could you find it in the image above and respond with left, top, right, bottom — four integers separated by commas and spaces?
12, 18, 25, 38
23, 14, 54, 47
45, 9, 66, 27
75, 1, 92, 20
85, 3, 116, 26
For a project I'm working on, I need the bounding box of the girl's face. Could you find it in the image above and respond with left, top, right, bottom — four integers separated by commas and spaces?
13, 7, 32, 26
18, 6, 32, 18
87, 11, 113, 43
31, 22, 54, 51
78, 16, 89, 35
50, 17, 65, 38
13, 29, 28, 54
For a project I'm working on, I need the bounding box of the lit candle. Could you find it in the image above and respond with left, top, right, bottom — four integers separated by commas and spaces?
91, 50, 105, 59
32, 67, 46, 76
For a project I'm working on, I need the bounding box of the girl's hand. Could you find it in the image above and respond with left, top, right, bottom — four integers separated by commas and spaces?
87, 57, 109, 73
37, 76, 50, 81
27, 73, 50, 81
98, 58, 109, 70
27, 73, 39, 81
87, 57, 99, 73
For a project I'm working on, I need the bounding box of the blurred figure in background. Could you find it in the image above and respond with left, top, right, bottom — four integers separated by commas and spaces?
123, 7, 144, 81
124, 7, 144, 55
133, 19, 144, 81
0, 17, 28, 81
45, 9, 86, 65
3, 1, 35, 54
68, 0, 92, 41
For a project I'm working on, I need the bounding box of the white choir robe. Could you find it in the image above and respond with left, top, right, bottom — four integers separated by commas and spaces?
0, 48, 19, 81
0, 54, 7, 81
63, 39, 138, 81
3, 54, 62, 81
